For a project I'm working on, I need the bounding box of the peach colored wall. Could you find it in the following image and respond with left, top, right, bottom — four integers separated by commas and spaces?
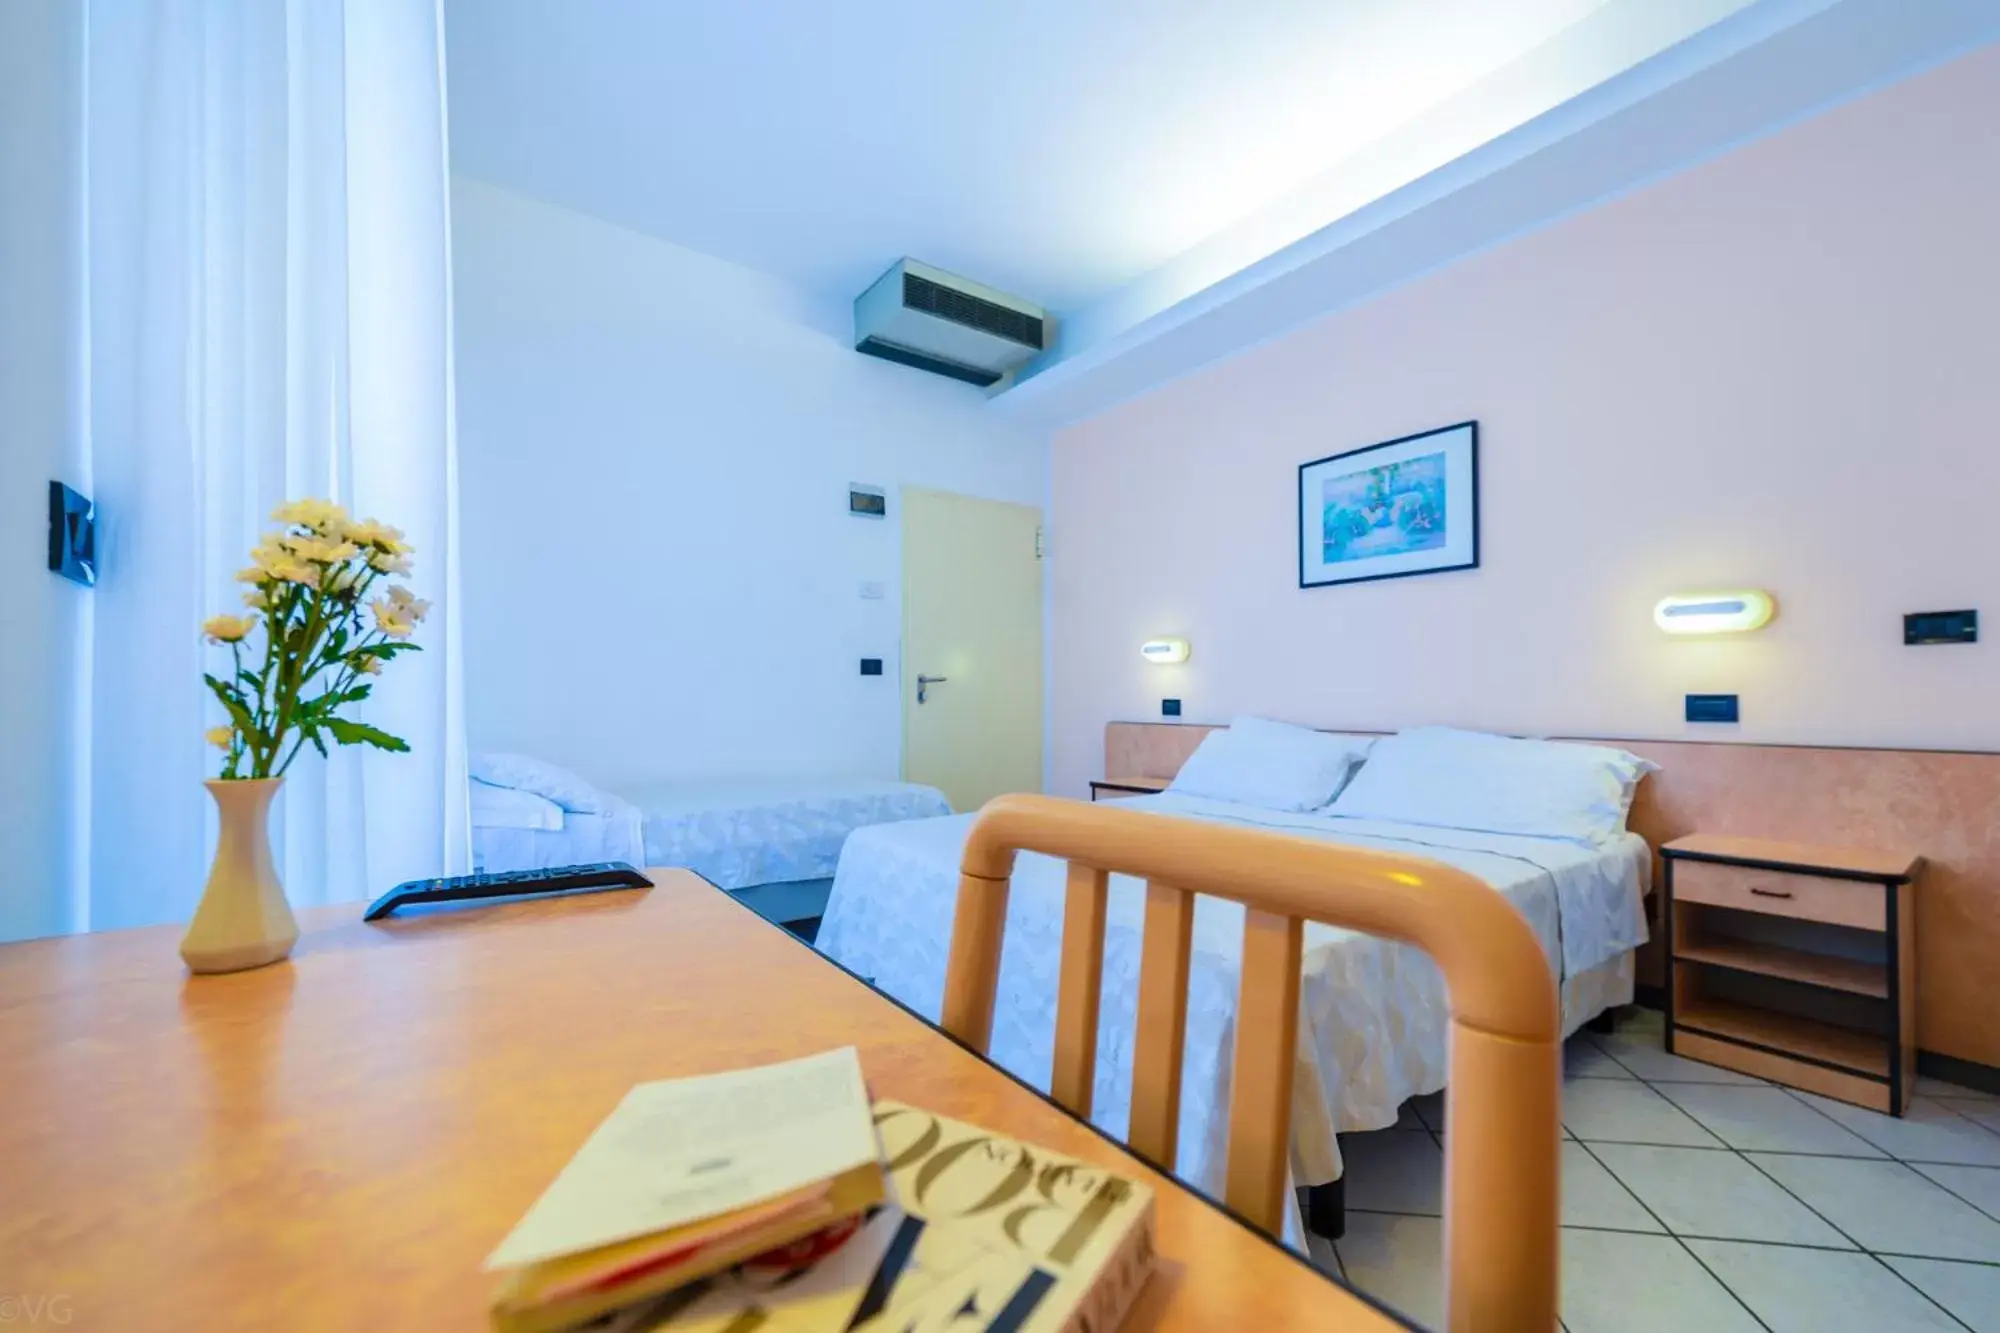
1051, 46, 2000, 799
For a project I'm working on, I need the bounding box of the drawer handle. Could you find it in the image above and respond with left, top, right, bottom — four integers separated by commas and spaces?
1749, 886, 1794, 900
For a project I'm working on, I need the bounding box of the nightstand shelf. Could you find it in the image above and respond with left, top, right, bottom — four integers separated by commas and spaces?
1672, 937, 1889, 999
1662, 833, 1921, 1115
1674, 997, 1891, 1078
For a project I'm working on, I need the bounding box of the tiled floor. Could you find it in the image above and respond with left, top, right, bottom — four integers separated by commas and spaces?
1312, 1008, 2000, 1331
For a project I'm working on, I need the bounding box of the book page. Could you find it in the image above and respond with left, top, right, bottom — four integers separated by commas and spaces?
487, 1047, 879, 1270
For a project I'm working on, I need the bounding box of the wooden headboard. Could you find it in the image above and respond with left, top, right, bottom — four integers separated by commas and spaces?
1105, 720, 2000, 1070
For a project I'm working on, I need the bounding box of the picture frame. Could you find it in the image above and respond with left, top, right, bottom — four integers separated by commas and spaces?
1297, 420, 1479, 589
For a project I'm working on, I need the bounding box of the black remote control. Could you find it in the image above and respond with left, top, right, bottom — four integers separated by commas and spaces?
362, 862, 653, 921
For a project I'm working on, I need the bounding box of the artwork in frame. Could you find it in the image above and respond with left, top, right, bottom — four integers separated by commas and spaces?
1297, 420, 1479, 589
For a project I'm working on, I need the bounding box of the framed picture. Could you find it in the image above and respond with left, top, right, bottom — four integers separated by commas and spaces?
1297, 420, 1479, 589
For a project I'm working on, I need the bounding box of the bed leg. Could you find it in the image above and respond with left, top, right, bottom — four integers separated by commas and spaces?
1587, 1007, 1619, 1035
1305, 1176, 1346, 1240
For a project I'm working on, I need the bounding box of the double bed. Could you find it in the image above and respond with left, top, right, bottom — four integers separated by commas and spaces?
814, 722, 1655, 1240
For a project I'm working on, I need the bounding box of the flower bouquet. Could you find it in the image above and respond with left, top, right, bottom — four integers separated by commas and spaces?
182, 499, 430, 974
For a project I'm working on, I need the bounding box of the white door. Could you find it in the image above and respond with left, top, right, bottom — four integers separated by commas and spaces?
902, 488, 1044, 813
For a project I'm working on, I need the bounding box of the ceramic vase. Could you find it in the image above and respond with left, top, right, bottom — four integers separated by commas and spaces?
180, 777, 298, 975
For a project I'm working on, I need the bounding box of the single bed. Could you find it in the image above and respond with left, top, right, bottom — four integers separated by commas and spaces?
470, 756, 952, 930
815, 784, 1650, 1235
616, 778, 953, 890
470, 778, 646, 872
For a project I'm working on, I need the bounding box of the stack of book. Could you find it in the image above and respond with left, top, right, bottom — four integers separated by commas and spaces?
486, 1048, 1155, 1333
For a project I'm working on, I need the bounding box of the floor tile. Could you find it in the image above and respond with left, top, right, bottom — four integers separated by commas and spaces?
1560, 1142, 1662, 1232
1391, 1099, 1430, 1132
1592, 1143, 1852, 1246
1883, 1256, 2000, 1333
1911, 1161, 2000, 1220
1655, 1083, 1884, 1156
1795, 1092, 2000, 1166
1620, 1006, 1666, 1035
1748, 1153, 2000, 1262
1683, 1240, 1964, 1332
1955, 1101, 2000, 1134
1344, 1129, 1444, 1216
1566, 1036, 1635, 1080
1301, 1226, 1342, 1279
1410, 1091, 1445, 1133
1336, 1212, 1442, 1330
1560, 1228, 1761, 1333
1589, 1031, 1767, 1084
1563, 1079, 1724, 1147
1917, 1076, 1998, 1104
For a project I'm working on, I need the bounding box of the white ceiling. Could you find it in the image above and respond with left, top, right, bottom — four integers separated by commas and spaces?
446, 0, 2000, 423
445, 0, 1628, 310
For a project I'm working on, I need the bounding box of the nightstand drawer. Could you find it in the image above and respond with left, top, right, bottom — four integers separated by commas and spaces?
1673, 859, 1885, 930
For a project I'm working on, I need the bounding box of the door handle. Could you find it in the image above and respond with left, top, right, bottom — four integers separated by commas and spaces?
916, 674, 948, 705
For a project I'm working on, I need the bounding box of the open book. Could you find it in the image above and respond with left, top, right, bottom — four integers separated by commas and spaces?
486, 1050, 1156, 1333
487, 1049, 888, 1333
595, 1100, 1157, 1333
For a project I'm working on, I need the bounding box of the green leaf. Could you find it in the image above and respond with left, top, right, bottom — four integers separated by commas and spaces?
326, 718, 410, 753
353, 640, 421, 662
203, 673, 257, 735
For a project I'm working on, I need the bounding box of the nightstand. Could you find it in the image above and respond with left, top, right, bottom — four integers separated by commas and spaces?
1662, 834, 1922, 1115
1089, 776, 1171, 801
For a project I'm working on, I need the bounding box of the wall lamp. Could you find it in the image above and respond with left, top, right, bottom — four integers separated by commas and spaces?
1653, 590, 1776, 635
1141, 638, 1191, 664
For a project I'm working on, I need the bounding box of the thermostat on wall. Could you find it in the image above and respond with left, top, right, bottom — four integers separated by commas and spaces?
848, 484, 886, 518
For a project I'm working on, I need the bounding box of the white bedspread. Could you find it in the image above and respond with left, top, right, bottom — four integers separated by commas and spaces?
622, 779, 953, 890
815, 792, 1648, 1194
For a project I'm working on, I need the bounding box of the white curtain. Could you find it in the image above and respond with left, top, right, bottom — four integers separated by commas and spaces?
85, 0, 469, 930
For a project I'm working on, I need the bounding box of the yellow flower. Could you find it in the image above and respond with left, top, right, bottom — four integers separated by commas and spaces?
369, 551, 413, 576
234, 565, 269, 585
385, 585, 431, 621
347, 519, 411, 554
251, 538, 293, 574
281, 534, 360, 565
354, 655, 382, 675
272, 559, 319, 586
205, 725, 234, 750
369, 598, 415, 639
271, 498, 350, 535
201, 614, 255, 643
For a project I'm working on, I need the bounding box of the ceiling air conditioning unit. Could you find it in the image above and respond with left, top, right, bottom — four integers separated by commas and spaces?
853, 259, 1050, 388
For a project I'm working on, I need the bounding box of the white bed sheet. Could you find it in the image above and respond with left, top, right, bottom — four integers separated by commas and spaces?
815, 791, 1649, 1195
621, 779, 953, 890
472, 809, 646, 873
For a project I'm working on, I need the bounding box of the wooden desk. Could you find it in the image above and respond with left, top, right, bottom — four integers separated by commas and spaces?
0, 871, 1405, 1331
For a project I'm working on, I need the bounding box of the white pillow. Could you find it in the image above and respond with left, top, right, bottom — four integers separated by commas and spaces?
469, 778, 565, 831
468, 752, 609, 814
1328, 726, 1657, 844
1167, 717, 1373, 813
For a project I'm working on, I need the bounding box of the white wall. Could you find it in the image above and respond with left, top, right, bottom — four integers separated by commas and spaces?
0, 0, 91, 940
451, 178, 1049, 788
1049, 44, 2000, 798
